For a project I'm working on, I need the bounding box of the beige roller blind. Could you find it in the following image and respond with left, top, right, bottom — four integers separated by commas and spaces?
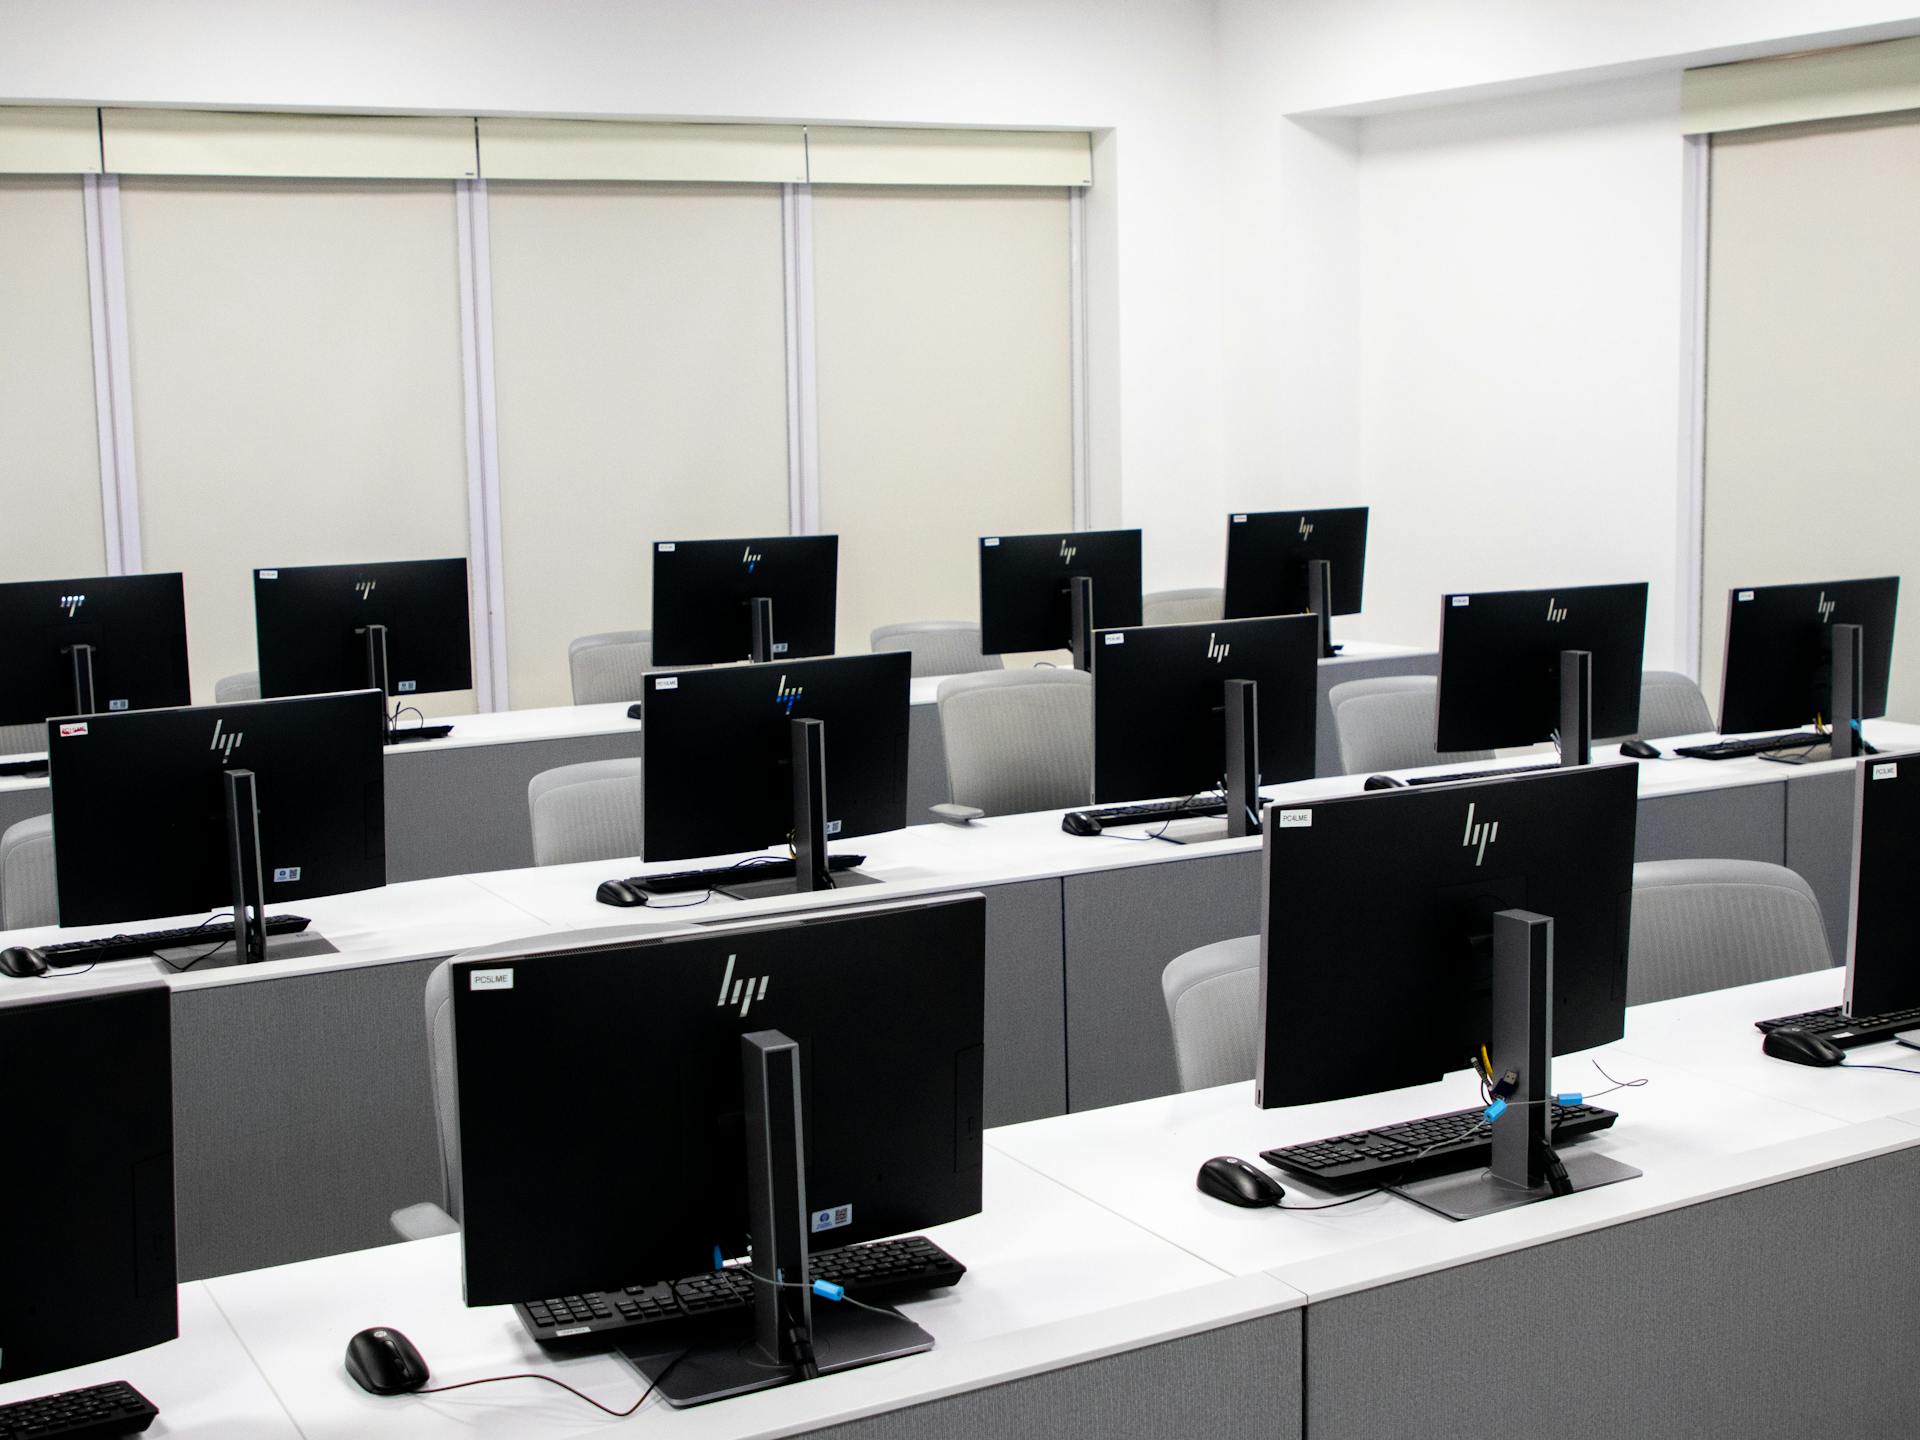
120, 179, 473, 707
0, 107, 102, 174
1701, 110, 1920, 720
478, 119, 805, 183
812, 186, 1074, 654
486, 182, 791, 708
0, 177, 106, 581
103, 109, 476, 179
1684, 38, 1920, 136
807, 128, 1092, 187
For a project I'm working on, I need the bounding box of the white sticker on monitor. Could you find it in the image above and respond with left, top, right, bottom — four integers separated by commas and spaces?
810, 1204, 853, 1234
655, 676, 679, 691
1232, 514, 1248, 523
108, 699, 128, 711
984, 537, 1000, 547
772, 642, 789, 655
396, 680, 416, 693
272, 866, 301, 883
825, 820, 843, 836
58, 722, 88, 738
1451, 595, 1469, 607
1737, 590, 1754, 601
1874, 762, 1898, 780
1277, 809, 1313, 828
657, 542, 676, 552
1104, 632, 1125, 645
469, 968, 515, 992
258, 569, 279, 579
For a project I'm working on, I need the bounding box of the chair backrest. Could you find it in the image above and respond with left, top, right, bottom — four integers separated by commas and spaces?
1628, 859, 1832, 1004
1142, 588, 1225, 627
1326, 675, 1493, 775
568, 631, 654, 705
1162, 934, 1261, 1090
0, 721, 40, 757
1632, 670, 1715, 743
935, 669, 1093, 816
870, 621, 1001, 679
527, 757, 645, 865
422, 959, 462, 1221
214, 671, 262, 704
0, 814, 56, 930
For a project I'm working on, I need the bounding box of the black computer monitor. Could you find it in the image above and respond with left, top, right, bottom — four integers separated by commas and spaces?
1259, 762, 1637, 1109
0, 981, 176, 1385
1718, 577, 1899, 737
1435, 581, 1648, 755
253, 559, 472, 740
1845, 752, 1920, 1017
47, 690, 386, 962
0, 573, 190, 728
1091, 616, 1319, 824
451, 893, 986, 1405
650, 535, 839, 667
978, 529, 1142, 668
641, 652, 909, 886
1222, 506, 1369, 638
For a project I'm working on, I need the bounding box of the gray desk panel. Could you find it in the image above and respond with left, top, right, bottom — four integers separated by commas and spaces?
907, 701, 950, 821
1305, 1147, 1920, 1440
976, 878, 1068, 1127
1635, 781, 1783, 865
1063, 852, 1262, 1111
171, 955, 448, 1281
808, 1311, 1299, 1440
384, 729, 642, 880
1785, 767, 1858, 968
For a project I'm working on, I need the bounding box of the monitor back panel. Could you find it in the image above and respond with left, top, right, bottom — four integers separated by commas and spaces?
0, 984, 176, 1383
1223, 507, 1368, 619
48, 690, 387, 925
1091, 615, 1319, 803
1719, 577, 1899, 734
254, 558, 473, 700
1847, 752, 1920, 1016
641, 651, 910, 862
1258, 763, 1637, 1108
1435, 582, 1649, 752
452, 896, 987, 1305
0, 573, 190, 727
978, 530, 1143, 654
650, 535, 839, 666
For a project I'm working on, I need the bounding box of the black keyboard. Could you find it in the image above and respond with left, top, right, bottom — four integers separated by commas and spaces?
1672, 732, 1826, 760
515, 1235, 966, 1345
0, 758, 48, 779
1061, 797, 1230, 834
1405, 762, 1559, 787
632, 853, 867, 895
43, 915, 312, 967
1261, 1101, 1618, 1192
0, 1380, 157, 1439
387, 724, 454, 745
1755, 1005, 1920, 1048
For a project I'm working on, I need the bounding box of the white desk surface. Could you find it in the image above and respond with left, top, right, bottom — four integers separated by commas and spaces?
0, 1283, 301, 1437
202, 1149, 1274, 1440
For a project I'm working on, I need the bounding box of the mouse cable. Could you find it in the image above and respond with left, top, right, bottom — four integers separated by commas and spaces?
1839, 1062, 1920, 1077
414, 1348, 687, 1418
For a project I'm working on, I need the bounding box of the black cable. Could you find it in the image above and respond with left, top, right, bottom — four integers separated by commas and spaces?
1096, 789, 1223, 846
415, 1347, 686, 1417
153, 914, 244, 972
1841, 1062, 1920, 1077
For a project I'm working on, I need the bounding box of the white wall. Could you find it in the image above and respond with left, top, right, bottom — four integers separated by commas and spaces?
0, 0, 1230, 592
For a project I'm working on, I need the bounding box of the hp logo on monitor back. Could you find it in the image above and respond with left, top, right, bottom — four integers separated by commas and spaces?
58, 594, 86, 617
716, 955, 769, 1017
1462, 802, 1498, 866
774, 676, 803, 713
209, 719, 244, 761
1817, 591, 1836, 622
1545, 597, 1568, 623
1059, 539, 1077, 564
1207, 632, 1231, 663
1297, 516, 1314, 540
355, 580, 376, 600
742, 545, 763, 573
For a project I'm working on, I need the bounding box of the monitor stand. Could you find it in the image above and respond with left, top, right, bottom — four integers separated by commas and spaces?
198, 768, 337, 967
1392, 909, 1639, 1221
1068, 575, 1094, 672
1757, 622, 1870, 766
1304, 560, 1340, 659
1224, 677, 1264, 839
620, 1031, 933, 1406
1554, 648, 1592, 766
62, 641, 98, 714
357, 621, 455, 743
749, 596, 784, 663
715, 718, 880, 899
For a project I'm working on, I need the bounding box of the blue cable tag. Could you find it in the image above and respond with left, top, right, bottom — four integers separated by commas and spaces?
712, 1246, 725, 1272
1555, 1092, 1582, 1106
1483, 1098, 1508, 1123
811, 1280, 845, 1302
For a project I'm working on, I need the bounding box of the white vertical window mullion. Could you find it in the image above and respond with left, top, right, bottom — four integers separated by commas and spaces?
1068, 186, 1089, 530
83, 173, 140, 574
456, 177, 509, 711
1677, 134, 1710, 681
784, 181, 821, 535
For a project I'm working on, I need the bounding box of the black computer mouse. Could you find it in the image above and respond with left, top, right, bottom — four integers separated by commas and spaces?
595, 879, 645, 908
0, 946, 48, 979
1363, 774, 1408, 791
1619, 738, 1662, 760
1061, 811, 1103, 837
626, 703, 643, 720
1762, 1027, 1847, 1067
1196, 1155, 1285, 1208
344, 1326, 431, 1395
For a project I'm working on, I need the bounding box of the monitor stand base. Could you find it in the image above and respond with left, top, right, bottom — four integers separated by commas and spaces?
1391, 1148, 1640, 1222
385, 724, 454, 745
620, 1299, 932, 1408
716, 869, 881, 901
151, 931, 337, 970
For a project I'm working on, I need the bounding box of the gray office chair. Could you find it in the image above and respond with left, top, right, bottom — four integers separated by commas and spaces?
1326, 675, 1493, 775
935, 669, 1093, 817
214, 671, 261, 703
390, 958, 462, 1240
870, 622, 1001, 679
568, 630, 654, 706
528, 758, 645, 866
1626, 859, 1831, 1005
0, 722, 41, 756
0, 814, 56, 930
1142, 588, 1225, 626
1162, 935, 1260, 1092
1632, 670, 1715, 743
